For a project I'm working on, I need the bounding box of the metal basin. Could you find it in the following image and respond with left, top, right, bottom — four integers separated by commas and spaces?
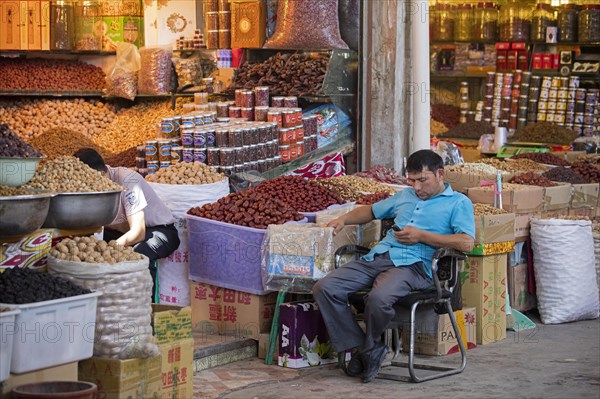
43, 190, 122, 230
0, 192, 55, 236
0, 157, 43, 187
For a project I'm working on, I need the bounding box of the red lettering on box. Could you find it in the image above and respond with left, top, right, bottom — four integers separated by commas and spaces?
237, 292, 251, 305
209, 304, 222, 321
223, 289, 236, 303
168, 349, 174, 363
195, 285, 207, 300
223, 305, 237, 322
180, 367, 187, 383
174, 347, 181, 362
182, 251, 189, 263
209, 286, 221, 301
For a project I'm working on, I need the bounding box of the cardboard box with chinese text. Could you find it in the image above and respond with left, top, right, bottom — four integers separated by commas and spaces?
190, 281, 277, 341
152, 304, 192, 345
159, 338, 194, 399
78, 355, 162, 399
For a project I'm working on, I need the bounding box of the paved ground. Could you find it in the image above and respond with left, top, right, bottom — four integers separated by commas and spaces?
194, 313, 600, 399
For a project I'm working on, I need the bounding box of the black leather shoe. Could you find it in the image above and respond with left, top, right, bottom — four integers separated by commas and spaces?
344, 351, 364, 377
361, 341, 388, 383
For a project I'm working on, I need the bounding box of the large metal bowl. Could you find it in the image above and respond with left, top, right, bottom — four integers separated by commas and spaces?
0, 192, 56, 236
0, 157, 43, 187
42, 190, 122, 230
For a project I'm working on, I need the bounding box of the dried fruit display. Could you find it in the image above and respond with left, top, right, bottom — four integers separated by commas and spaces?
254, 175, 344, 212
512, 152, 571, 167
188, 188, 304, 229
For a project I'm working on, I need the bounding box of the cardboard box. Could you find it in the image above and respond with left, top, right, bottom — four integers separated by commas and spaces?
467, 186, 544, 214
190, 281, 277, 340
78, 355, 162, 399
472, 213, 516, 248
257, 332, 278, 361
568, 207, 596, 218
278, 301, 340, 368
101, 0, 143, 17
158, 338, 194, 399
514, 212, 542, 239
401, 307, 477, 356
541, 208, 569, 219
461, 254, 507, 345
445, 169, 514, 194
507, 263, 536, 312
543, 183, 572, 211
570, 183, 599, 209
101, 16, 144, 51
2, 362, 77, 395
231, 0, 266, 48
0, 1, 21, 49
152, 304, 192, 345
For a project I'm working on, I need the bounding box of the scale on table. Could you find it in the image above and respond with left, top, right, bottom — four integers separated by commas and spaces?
496, 142, 551, 158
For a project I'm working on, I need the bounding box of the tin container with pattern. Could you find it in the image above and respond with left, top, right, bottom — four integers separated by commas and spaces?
171, 146, 183, 164
158, 139, 172, 162
194, 131, 207, 148
145, 140, 158, 162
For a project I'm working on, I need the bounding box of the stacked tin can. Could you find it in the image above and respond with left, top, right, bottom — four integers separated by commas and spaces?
527, 74, 542, 126
459, 81, 470, 124
176, 112, 217, 165
175, 30, 205, 50
210, 121, 281, 174
536, 76, 567, 128
205, 0, 231, 49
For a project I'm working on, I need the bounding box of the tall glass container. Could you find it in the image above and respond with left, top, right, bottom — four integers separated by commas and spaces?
431, 3, 455, 41
531, 2, 556, 42
454, 4, 473, 41
499, 0, 532, 42
579, 4, 600, 43
558, 4, 579, 42
50, 1, 74, 50
74, 0, 101, 51
473, 2, 498, 42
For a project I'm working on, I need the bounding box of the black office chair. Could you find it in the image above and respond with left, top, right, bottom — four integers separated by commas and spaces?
334, 245, 468, 383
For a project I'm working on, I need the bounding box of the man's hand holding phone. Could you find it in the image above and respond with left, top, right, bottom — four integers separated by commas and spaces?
392, 224, 421, 245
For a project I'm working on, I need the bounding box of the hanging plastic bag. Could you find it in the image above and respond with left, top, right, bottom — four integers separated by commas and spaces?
138, 45, 174, 95
104, 42, 141, 100
432, 139, 464, 166
264, 0, 349, 49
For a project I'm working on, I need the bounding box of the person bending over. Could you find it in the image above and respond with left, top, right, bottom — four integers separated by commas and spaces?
74, 148, 180, 299
313, 149, 475, 383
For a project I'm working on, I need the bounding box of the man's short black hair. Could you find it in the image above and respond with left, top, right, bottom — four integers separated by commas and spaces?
406, 149, 444, 173
74, 148, 107, 172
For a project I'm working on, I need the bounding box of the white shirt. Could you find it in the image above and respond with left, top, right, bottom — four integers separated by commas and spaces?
107, 166, 175, 229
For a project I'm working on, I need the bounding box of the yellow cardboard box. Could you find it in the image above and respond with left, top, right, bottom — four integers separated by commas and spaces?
543, 183, 572, 211
402, 307, 477, 356
461, 254, 507, 345
152, 304, 192, 345
159, 338, 194, 399
190, 281, 277, 340
78, 355, 162, 399
571, 183, 599, 209
468, 185, 544, 214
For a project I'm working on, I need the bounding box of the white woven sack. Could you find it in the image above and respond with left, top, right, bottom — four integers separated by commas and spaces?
149, 178, 230, 305
531, 218, 599, 324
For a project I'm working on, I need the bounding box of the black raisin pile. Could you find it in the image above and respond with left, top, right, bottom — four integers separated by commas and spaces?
0, 124, 43, 158
0, 267, 91, 304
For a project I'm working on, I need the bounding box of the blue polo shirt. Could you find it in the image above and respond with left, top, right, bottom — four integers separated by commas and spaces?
363, 183, 475, 278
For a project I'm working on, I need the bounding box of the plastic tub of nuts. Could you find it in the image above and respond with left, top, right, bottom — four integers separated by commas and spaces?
42, 190, 122, 230
0, 157, 44, 187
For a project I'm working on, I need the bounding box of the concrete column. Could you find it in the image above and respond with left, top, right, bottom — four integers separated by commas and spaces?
408, 0, 431, 154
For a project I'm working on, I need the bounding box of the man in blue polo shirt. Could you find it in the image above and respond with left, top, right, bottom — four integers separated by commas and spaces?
313, 149, 475, 383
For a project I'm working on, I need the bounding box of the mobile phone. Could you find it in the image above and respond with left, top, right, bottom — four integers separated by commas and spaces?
392, 224, 402, 231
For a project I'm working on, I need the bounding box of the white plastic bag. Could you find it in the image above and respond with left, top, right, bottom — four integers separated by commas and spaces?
531, 218, 599, 324
47, 255, 159, 359
105, 42, 141, 100
149, 179, 230, 305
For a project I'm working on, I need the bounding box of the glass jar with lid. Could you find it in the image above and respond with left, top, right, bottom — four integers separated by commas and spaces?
531, 1, 556, 42
473, 2, 498, 42
557, 3, 579, 42
454, 4, 473, 41
50, 1, 75, 50
579, 3, 600, 43
431, 3, 455, 42
74, 0, 101, 51
499, 0, 532, 42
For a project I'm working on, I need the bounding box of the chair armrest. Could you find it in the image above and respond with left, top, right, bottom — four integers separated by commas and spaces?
334, 245, 371, 269
432, 247, 467, 264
